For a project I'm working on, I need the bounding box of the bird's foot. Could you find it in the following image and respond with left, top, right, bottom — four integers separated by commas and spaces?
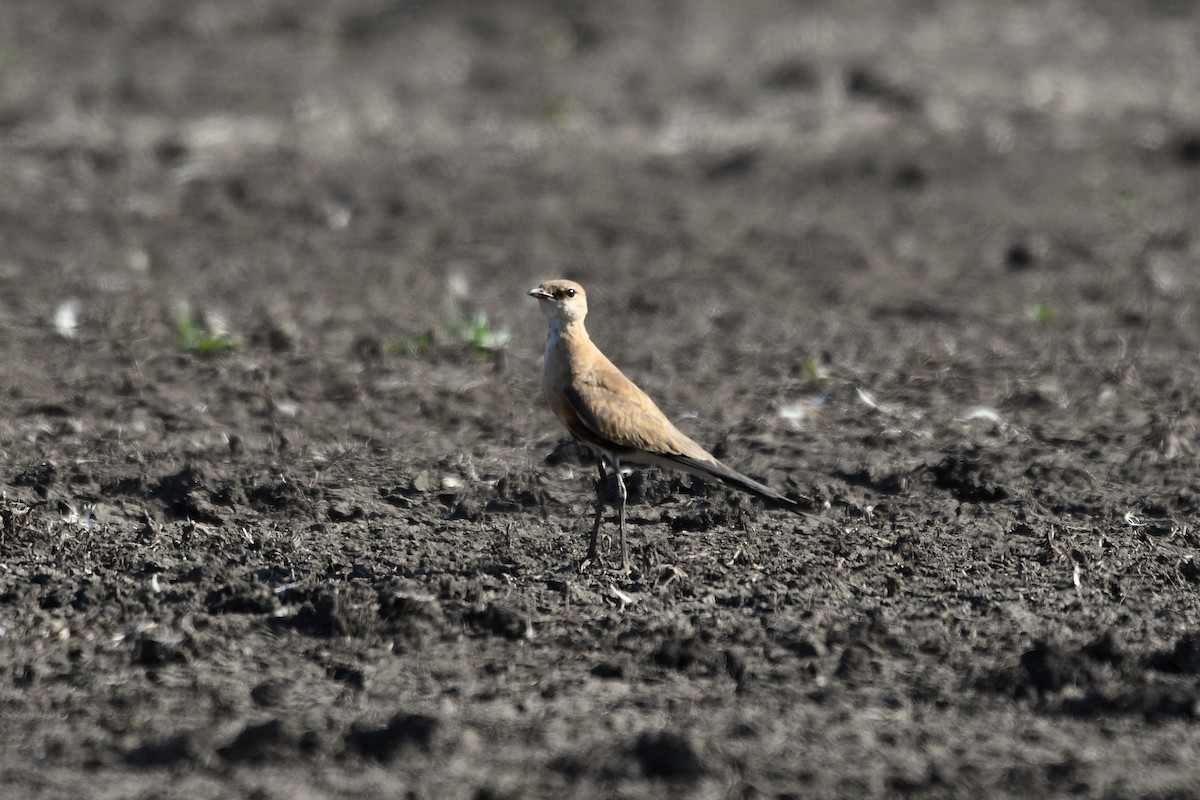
578, 550, 635, 576
578, 547, 601, 573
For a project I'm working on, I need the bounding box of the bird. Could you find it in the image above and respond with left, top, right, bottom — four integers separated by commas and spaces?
529, 278, 806, 570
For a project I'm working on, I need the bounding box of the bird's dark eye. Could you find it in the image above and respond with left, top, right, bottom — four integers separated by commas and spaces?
566, 288, 576, 298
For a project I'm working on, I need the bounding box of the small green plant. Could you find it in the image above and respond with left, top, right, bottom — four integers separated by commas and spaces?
537, 23, 576, 59
390, 293, 509, 357
387, 331, 433, 356
441, 293, 510, 354
545, 97, 572, 124
799, 357, 829, 384
1028, 302, 1057, 324
178, 306, 236, 357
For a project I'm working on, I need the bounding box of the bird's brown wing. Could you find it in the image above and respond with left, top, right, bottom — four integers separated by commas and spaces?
560, 358, 808, 515
562, 359, 714, 461
549, 387, 619, 454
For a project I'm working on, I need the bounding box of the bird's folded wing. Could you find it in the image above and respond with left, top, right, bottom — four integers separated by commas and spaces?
564, 383, 807, 513
563, 367, 709, 460
561, 365, 809, 514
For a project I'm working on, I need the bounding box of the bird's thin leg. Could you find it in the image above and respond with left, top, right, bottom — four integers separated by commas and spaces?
587, 457, 608, 563
612, 456, 628, 571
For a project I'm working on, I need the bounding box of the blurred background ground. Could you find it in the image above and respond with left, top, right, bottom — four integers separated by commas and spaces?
1, 1, 1199, 798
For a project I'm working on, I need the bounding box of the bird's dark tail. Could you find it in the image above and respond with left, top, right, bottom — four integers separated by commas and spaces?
662, 454, 810, 515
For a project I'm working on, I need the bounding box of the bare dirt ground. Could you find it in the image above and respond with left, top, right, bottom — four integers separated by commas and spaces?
2, 1, 1200, 797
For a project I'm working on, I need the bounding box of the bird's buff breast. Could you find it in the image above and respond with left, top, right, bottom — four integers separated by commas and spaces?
541, 327, 581, 424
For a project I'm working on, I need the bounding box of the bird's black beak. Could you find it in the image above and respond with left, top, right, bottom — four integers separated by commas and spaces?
528, 287, 553, 301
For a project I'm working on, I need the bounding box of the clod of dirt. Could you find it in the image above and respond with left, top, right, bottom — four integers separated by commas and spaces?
205, 583, 279, 615
1006, 241, 1038, 270
0, 502, 35, 538
377, 588, 443, 639
326, 663, 366, 690
632, 731, 707, 779
130, 634, 189, 667
38, 586, 66, 611
11, 460, 58, 498
833, 466, 908, 495
1019, 643, 1071, 694
666, 499, 742, 532
246, 479, 310, 513
628, 470, 705, 506
251, 680, 287, 708
249, 312, 301, 353
13, 663, 37, 688
760, 59, 819, 92
835, 641, 881, 681
279, 592, 349, 637
465, 602, 529, 640
590, 661, 625, 679
1020, 642, 1088, 695
930, 457, 1008, 503
218, 718, 317, 763
327, 502, 364, 522
444, 491, 485, 521
153, 465, 228, 524
344, 713, 439, 763
376, 589, 437, 619
1081, 631, 1126, 667
543, 440, 589, 467
845, 65, 920, 111
1148, 633, 1200, 674
410, 471, 438, 493
1060, 687, 1200, 720
652, 636, 712, 672
488, 471, 555, 513
1145, 692, 1200, 720
349, 334, 383, 362
984, 634, 1152, 708
1176, 132, 1200, 165
153, 137, 188, 166
126, 732, 201, 767
780, 631, 827, 659
548, 751, 594, 779
723, 649, 747, 684
704, 148, 760, 181
377, 484, 414, 509
892, 163, 927, 190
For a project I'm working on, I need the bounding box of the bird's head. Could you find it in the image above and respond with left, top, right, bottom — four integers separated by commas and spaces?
528, 279, 588, 327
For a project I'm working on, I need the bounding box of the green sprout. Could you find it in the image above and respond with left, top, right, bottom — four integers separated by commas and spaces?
387, 331, 433, 356
177, 305, 236, 357
441, 294, 510, 354
545, 97, 572, 124
389, 293, 509, 358
1028, 302, 1057, 324
799, 357, 829, 384
538, 23, 576, 59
